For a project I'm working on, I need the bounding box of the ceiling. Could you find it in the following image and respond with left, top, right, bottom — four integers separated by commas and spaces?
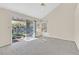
0, 3, 60, 19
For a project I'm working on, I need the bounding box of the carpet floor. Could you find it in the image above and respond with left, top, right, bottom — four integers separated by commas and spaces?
0, 37, 79, 55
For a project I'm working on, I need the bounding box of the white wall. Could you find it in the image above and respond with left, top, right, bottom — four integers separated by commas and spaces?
0, 8, 11, 47
75, 4, 79, 49
43, 4, 76, 41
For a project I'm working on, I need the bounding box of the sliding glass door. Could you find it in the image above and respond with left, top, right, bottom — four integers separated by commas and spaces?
12, 18, 47, 43
12, 19, 34, 43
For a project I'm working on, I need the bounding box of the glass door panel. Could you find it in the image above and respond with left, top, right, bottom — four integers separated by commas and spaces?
12, 19, 34, 43
12, 20, 26, 43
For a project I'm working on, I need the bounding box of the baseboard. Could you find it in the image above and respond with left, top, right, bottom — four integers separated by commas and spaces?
43, 32, 74, 42
0, 43, 11, 48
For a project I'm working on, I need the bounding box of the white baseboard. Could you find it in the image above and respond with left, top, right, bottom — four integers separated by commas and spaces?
43, 32, 74, 41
